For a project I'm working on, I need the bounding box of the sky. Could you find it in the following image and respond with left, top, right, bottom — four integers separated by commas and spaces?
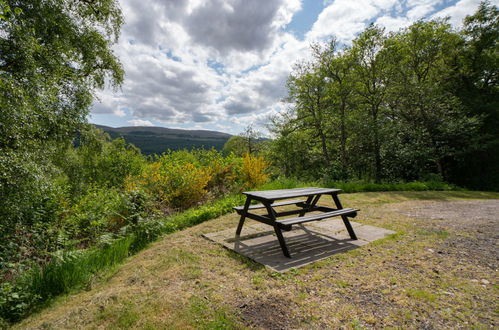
89, 0, 491, 135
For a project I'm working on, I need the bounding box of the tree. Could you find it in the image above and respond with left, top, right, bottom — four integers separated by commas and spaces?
223, 124, 265, 156
447, 1, 499, 189
241, 124, 263, 155
316, 40, 356, 180
286, 58, 334, 169
0, 0, 124, 150
350, 25, 390, 182
222, 136, 247, 156
0, 0, 124, 229
387, 20, 479, 179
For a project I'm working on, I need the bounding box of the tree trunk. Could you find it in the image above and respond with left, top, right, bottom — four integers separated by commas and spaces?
372, 105, 382, 183
318, 126, 332, 168
340, 99, 348, 180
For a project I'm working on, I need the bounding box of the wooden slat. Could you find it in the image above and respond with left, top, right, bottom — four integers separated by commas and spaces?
242, 187, 341, 201
276, 208, 358, 226
233, 199, 306, 212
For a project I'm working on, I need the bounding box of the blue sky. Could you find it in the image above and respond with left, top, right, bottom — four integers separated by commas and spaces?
90, 0, 487, 135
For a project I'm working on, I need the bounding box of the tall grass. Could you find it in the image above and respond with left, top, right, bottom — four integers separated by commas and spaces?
0, 194, 245, 324
327, 180, 459, 193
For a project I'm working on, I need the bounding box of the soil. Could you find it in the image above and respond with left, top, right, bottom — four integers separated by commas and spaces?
391, 200, 499, 271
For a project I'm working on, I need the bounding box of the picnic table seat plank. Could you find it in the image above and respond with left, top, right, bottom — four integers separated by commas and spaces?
233, 199, 306, 212
276, 208, 358, 226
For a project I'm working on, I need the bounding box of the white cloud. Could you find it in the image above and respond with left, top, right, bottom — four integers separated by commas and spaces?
128, 119, 154, 126
432, 0, 483, 26
306, 0, 380, 42
91, 0, 486, 134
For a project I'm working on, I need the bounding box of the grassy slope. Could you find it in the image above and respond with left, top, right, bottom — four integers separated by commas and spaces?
15, 191, 498, 329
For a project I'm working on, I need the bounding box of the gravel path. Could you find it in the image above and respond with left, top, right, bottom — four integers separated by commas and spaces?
390, 199, 499, 270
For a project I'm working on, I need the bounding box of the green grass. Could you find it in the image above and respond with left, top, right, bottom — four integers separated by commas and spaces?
10, 190, 499, 329
261, 177, 460, 193
0, 178, 468, 324
329, 180, 458, 193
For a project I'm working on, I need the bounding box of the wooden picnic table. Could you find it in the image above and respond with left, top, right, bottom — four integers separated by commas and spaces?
233, 187, 359, 258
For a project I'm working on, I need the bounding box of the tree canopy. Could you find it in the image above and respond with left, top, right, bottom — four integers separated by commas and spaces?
0, 0, 124, 231
270, 1, 498, 189
0, 0, 123, 150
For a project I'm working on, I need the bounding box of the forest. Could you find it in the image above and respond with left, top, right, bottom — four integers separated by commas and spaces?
266, 4, 498, 190
0, 0, 497, 325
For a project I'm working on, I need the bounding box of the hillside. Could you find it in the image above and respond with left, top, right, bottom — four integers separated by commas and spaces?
14, 191, 499, 329
95, 125, 232, 155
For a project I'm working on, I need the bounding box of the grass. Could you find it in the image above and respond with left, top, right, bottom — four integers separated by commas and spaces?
10, 190, 498, 329
261, 176, 460, 193
0, 193, 246, 324
0, 179, 491, 326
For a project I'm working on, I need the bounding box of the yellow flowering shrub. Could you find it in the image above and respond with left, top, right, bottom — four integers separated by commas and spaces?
125, 159, 211, 210
241, 153, 268, 188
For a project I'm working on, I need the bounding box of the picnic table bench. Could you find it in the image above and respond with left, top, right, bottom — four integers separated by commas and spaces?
233, 187, 359, 258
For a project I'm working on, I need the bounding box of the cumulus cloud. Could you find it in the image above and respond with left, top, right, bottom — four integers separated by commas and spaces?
128, 119, 154, 126
432, 0, 483, 26
91, 0, 485, 134
185, 0, 284, 54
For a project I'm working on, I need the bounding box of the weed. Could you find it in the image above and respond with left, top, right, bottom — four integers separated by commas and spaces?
406, 289, 437, 302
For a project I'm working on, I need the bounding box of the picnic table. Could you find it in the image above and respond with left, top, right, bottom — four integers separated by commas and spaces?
233, 187, 359, 258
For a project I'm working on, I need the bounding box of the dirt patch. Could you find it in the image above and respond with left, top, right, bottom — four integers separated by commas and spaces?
390, 199, 499, 271
237, 295, 301, 329
393, 199, 499, 223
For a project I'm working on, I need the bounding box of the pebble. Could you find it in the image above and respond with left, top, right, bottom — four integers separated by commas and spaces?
481, 279, 490, 285
471, 279, 479, 283
428, 248, 434, 253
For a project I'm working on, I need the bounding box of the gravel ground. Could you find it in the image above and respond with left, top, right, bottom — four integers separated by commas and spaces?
394, 199, 499, 222
390, 199, 499, 271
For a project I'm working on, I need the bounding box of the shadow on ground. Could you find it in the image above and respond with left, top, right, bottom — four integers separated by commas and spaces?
204, 220, 395, 272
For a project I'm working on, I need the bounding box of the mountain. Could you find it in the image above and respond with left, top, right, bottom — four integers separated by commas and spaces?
94, 124, 232, 155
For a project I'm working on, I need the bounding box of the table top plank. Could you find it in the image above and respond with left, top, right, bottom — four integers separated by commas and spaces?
243, 187, 341, 201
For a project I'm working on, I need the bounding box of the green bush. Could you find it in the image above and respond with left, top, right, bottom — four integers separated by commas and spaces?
0, 193, 244, 324
66, 186, 125, 243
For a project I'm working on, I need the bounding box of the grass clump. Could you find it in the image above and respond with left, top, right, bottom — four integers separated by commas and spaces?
406, 289, 437, 302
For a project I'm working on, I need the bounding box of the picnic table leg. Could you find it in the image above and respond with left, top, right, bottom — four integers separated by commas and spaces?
298, 195, 314, 216
264, 202, 291, 258
236, 196, 251, 236
331, 193, 358, 240
273, 225, 291, 258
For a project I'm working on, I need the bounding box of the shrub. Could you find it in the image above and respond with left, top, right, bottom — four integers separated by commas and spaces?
241, 153, 268, 189
66, 187, 125, 244
126, 155, 212, 211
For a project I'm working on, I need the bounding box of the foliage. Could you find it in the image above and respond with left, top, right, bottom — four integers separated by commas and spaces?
222, 125, 267, 157
241, 153, 269, 189
125, 154, 211, 211
0, 192, 245, 323
0, 0, 123, 151
0, 0, 125, 290
271, 3, 498, 190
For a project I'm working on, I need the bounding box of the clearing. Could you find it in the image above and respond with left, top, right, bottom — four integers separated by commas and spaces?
15, 191, 499, 329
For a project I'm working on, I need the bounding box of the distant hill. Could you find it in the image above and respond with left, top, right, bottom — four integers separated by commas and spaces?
94, 124, 232, 155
